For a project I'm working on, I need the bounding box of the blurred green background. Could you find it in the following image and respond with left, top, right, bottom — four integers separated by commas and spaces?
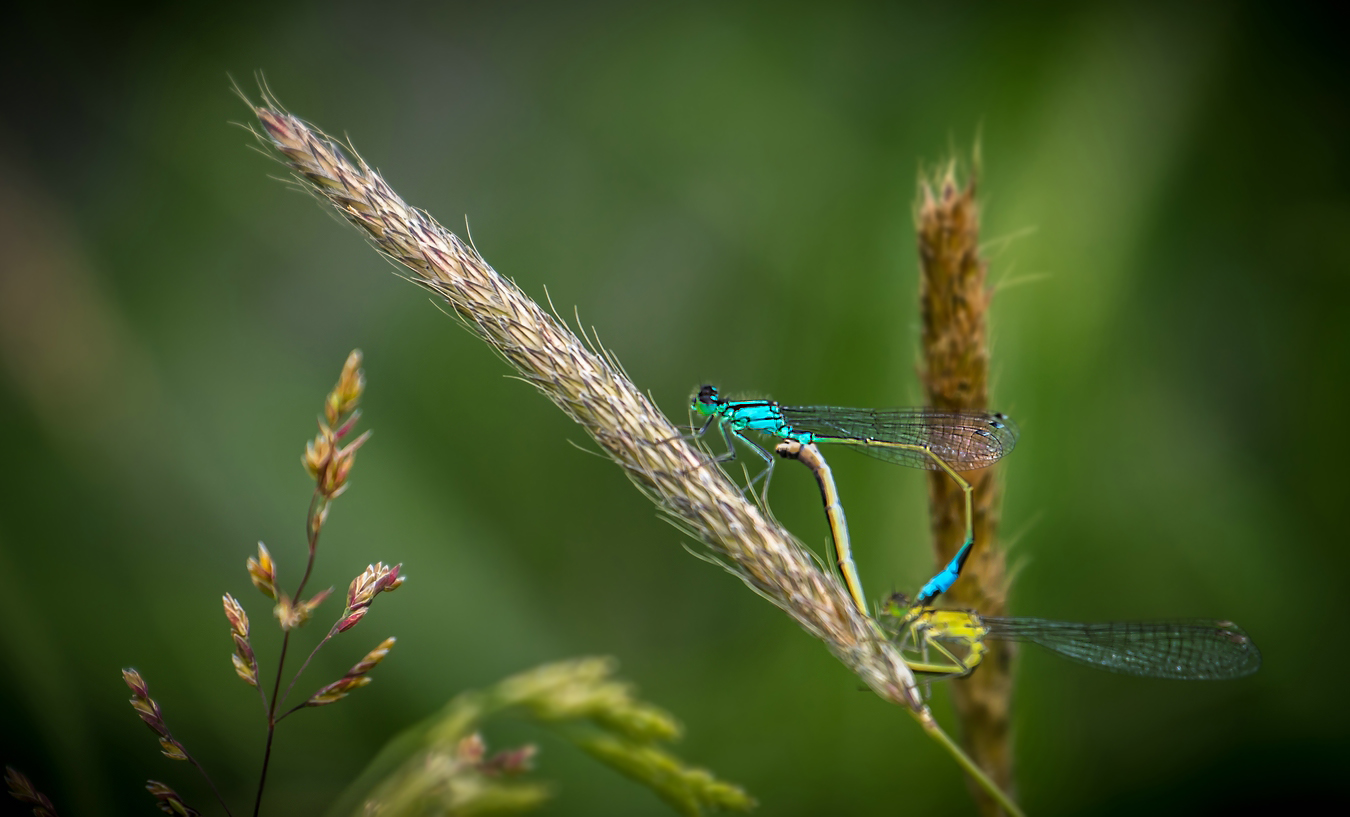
2, 1, 1346, 814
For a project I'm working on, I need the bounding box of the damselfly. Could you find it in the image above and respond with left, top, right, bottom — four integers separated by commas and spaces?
690, 384, 1019, 556
879, 596, 1262, 681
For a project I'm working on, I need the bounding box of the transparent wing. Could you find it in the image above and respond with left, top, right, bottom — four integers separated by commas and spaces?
779, 405, 1019, 470
982, 617, 1261, 680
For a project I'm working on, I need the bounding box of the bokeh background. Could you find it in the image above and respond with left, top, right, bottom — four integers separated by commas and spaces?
2, 2, 1346, 814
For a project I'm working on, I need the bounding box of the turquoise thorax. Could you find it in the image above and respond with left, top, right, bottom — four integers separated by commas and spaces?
691, 385, 813, 443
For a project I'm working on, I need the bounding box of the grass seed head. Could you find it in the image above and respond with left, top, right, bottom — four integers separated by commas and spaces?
304, 637, 395, 707
146, 780, 200, 816
5, 766, 60, 817
246, 542, 277, 600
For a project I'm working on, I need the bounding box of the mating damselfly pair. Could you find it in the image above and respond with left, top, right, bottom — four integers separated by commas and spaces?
682, 384, 1261, 684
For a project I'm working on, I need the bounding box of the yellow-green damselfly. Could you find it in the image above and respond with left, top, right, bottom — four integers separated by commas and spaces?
879, 595, 1262, 681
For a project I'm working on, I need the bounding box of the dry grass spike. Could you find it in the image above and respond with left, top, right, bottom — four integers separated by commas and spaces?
917, 157, 1017, 815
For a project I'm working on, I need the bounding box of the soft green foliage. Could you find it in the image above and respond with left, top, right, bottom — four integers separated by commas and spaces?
487, 659, 683, 745
567, 732, 755, 817
334, 659, 752, 816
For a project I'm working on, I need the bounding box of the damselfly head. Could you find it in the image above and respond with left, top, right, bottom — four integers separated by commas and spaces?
881, 591, 913, 615
691, 384, 721, 415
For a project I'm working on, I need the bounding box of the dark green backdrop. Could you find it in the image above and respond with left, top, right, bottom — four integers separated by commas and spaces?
2, 2, 1345, 814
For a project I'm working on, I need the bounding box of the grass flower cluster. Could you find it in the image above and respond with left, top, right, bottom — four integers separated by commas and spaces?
113, 350, 406, 816
7, 349, 752, 817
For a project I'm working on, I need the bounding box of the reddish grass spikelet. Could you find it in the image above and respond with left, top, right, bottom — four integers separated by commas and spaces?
273, 597, 301, 631
223, 593, 250, 637
453, 732, 536, 777
231, 652, 257, 687
304, 350, 371, 501
309, 502, 330, 538
481, 745, 538, 778
145, 781, 200, 816
123, 669, 189, 760
123, 667, 150, 699
302, 426, 333, 481
456, 732, 487, 764
337, 562, 404, 632
305, 636, 396, 707
5, 766, 60, 817
308, 427, 371, 499
223, 593, 259, 687
305, 674, 371, 706
325, 349, 365, 426
247, 542, 277, 600
300, 586, 334, 617
272, 585, 333, 632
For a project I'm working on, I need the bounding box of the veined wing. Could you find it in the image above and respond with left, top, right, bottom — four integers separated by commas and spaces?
982, 617, 1261, 680
779, 405, 1019, 470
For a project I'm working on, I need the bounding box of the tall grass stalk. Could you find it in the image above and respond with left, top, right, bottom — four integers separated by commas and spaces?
917, 162, 1017, 815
